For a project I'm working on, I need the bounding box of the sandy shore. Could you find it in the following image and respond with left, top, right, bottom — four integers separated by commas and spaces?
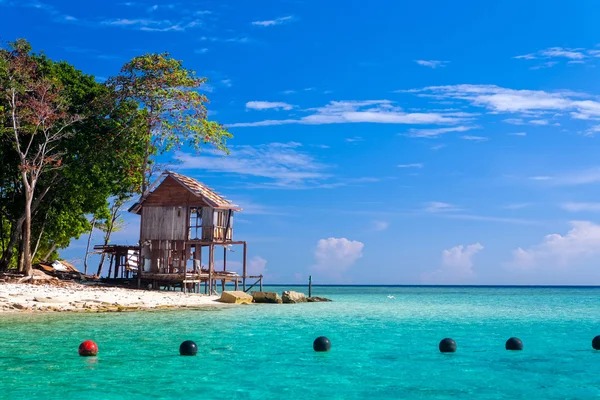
0, 282, 224, 313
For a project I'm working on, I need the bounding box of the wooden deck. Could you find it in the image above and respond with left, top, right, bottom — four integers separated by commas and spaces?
140, 271, 263, 294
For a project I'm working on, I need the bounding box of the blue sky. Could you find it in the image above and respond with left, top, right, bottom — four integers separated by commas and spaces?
4, 0, 600, 284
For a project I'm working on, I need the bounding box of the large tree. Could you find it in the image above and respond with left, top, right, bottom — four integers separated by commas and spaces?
107, 52, 232, 193
0, 39, 145, 274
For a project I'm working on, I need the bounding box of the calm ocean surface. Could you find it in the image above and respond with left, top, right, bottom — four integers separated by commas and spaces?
1, 285, 600, 399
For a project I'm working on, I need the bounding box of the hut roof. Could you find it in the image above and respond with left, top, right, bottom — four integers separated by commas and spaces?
128, 170, 241, 214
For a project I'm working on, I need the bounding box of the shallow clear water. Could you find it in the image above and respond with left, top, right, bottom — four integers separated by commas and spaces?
1, 286, 600, 399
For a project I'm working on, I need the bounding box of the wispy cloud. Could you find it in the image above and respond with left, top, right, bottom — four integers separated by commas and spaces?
195, 48, 209, 54
174, 142, 331, 189
101, 18, 202, 31
200, 36, 253, 44
514, 46, 600, 69
372, 220, 390, 231
424, 202, 460, 213
252, 15, 293, 27
508, 132, 527, 136
445, 214, 537, 225
561, 202, 600, 212
404, 84, 600, 122
345, 136, 364, 143
397, 163, 423, 168
415, 60, 449, 69
403, 125, 477, 138
229, 100, 466, 128
460, 135, 488, 142
246, 101, 294, 111
2, 1, 79, 23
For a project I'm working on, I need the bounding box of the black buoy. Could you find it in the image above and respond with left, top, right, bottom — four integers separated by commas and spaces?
505, 337, 523, 351
592, 336, 600, 350
313, 336, 331, 352
179, 340, 198, 356
439, 338, 456, 353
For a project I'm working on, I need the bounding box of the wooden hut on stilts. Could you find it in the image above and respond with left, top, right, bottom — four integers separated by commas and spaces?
95, 170, 262, 294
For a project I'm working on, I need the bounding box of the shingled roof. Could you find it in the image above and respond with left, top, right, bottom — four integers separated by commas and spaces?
128, 170, 241, 214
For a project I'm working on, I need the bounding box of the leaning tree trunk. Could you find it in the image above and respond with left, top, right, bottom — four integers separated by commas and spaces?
83, 217, 96, 275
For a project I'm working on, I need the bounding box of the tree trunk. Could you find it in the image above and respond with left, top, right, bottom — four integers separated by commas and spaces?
0, 177, 55, 271
21, 187, 33, 276
42, 243, 57, 261
31, 216, 46, 262
0, 216, 24, 271
84, 217, 96, 275
141, 135, 151, 194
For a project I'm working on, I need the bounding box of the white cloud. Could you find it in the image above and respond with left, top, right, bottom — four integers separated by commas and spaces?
549, 168, 600, 186
229, 100, 466, 127
175, 142, 331, 189
515, 47, 588, 64
508, 132, 527, 136
221, 79, 232, 87
195, 48, 208, 54
415, 60, 449, 68
422, 243, 483, 283
252, 16, 293, 27
248, 256, 267, 275
509, 221, 600, 270
311, 238, 364, 278
397, 163, 423, 168
345, 136, 364, 143
403, 125, 477, 138
424, 202, 460, 213
529, 176, 552, 181
101, 18, 201, 31
246, 101, 293, 111
460, 135, 488, 142
530, 61, 558, 70
444, 214, 536, 225
404, 84, 600, 121
372, 220, 389, 231
583, 125, 600, 136
561, 202, 600, 212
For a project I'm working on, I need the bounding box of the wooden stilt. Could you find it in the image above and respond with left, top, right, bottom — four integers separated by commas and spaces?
208, 244, 214, 295
242, 242, 247, 292
222, 246, 227, 291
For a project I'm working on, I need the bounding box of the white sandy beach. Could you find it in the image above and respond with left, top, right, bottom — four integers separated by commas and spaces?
0, 283, 223, 312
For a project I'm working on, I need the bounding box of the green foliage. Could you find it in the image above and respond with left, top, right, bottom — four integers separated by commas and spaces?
0, 39, 147, 270
0, 41, 232, 272
108, 52, 232, 192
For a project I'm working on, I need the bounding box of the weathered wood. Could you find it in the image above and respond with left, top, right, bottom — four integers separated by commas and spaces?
243, 242, 247, 292
141, 176, 210, 208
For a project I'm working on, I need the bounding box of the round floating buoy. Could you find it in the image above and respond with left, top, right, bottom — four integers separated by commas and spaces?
439, 338, 456, 353
78, 340, 98, 357
179, 340, 198, 356
592, 336, 600, 350
505, 337, 523, 351
313, 336, 331, 352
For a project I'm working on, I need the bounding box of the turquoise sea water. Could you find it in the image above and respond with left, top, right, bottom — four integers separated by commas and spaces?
1, 286, 600, 399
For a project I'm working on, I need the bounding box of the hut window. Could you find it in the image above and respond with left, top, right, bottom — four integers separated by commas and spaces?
189, 207, 203, 239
